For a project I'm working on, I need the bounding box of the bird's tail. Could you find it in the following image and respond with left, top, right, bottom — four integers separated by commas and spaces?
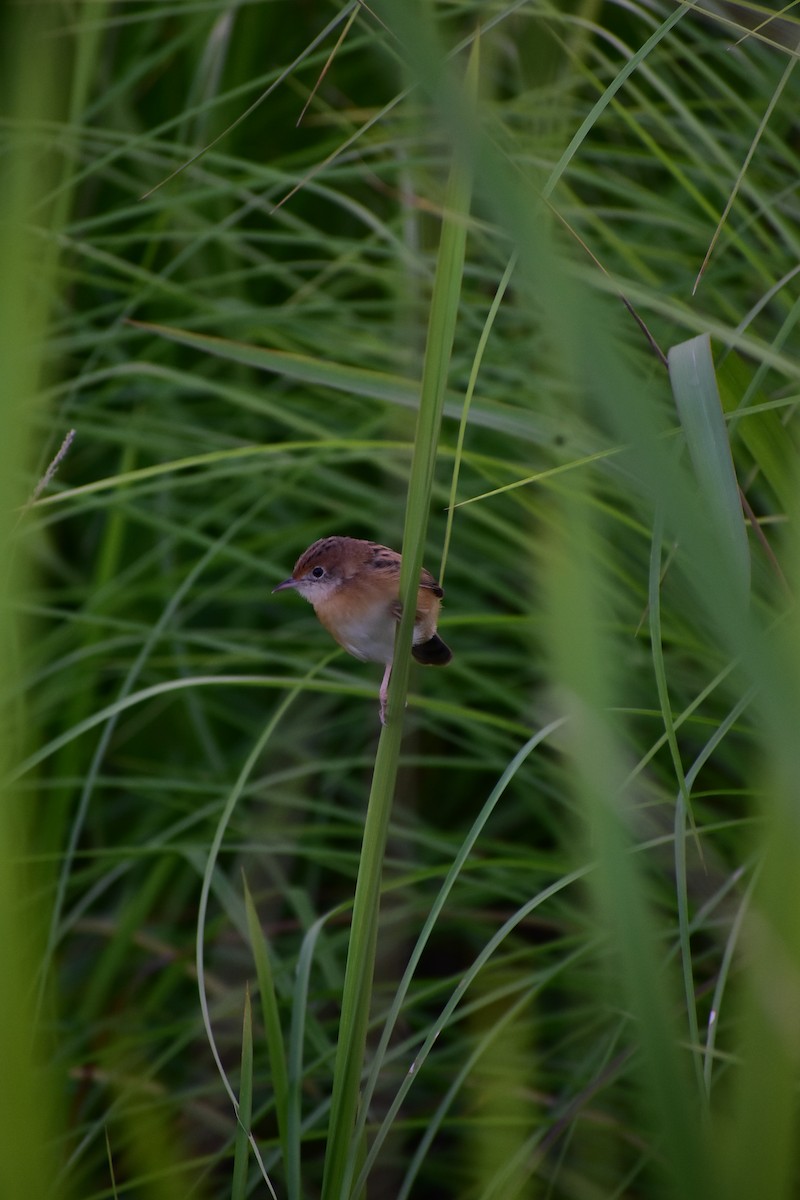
412, 634, 452, 666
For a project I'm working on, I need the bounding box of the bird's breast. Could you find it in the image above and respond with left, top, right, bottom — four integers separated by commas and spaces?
313, 576, 441, 664
315, 596, 397, 664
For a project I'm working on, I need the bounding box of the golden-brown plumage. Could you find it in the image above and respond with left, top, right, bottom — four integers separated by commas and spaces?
272, 535, 451, 723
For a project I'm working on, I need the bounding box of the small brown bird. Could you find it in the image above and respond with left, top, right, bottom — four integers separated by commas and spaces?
273, 536, 452, 724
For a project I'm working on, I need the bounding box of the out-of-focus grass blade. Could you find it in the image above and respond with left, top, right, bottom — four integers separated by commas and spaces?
717, 351, 797, 516
231, 986, 254, 1200
243, 879, 289, 1162
715, 799, 800, 1200
126, 320, 564, 449
668, 334, 750, 602
129, 319, 422, 407
545, 492, 708, 1200
0, 6, 67, 1198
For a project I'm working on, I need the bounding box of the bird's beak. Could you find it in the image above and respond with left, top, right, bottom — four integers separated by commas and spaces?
272, 577, 297, 593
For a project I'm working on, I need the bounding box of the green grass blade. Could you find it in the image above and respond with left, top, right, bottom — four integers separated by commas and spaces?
197, 661, 335, 1198
543, 1, 692, 199
287, 913, 330, 1200
441, 252, 516, 584
716, 805, 800, 1200
353, 721, 566, 1193
648, 505, 705, 1100
319, 35, 477, 1200
128, 320, 424, 407
545, 490, 708, 1200
0, 6, 68, 1196
243, 878, 290, 1167
668, 333, 750, 603
718, 350, 798, 516
231, 986, 254, 1200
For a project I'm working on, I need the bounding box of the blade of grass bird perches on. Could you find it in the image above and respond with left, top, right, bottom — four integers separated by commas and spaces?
351, 719, 569, 1193
139, 3, 359, 200
319, 36, 477, 1200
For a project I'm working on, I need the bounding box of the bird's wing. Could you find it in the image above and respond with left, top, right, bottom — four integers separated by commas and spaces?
419, 567, 444, 598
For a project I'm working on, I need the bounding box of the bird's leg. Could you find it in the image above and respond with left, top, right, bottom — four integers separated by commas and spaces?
379, 662, 392, 725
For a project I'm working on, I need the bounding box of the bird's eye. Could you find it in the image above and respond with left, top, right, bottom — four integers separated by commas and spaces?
310, 565, 325, 579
